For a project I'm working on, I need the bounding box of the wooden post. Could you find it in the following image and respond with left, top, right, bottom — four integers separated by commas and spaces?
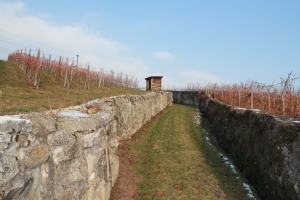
48, 54, 51, 72
229, 88, 232, 105
70, 57, 74, 82
85, 64, 90, 90
297, 93, 300, 117
58, 56, 62, 82
268, 92, 270, 113
19, 49, 23, 69
221, 89, 224, 102
98, 68, 103, 88
33, 49, 40, 87
238, 88, 241, 107
290, 93, 293, 116
250, 86, 253, 109
63, 58, 69, 87
282, 93, 286, 115
26, 49, 31, 77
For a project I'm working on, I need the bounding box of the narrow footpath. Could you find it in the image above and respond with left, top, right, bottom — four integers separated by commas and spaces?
110, 104, 258, 200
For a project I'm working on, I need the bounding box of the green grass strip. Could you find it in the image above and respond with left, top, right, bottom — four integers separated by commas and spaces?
128, 104, 256, 200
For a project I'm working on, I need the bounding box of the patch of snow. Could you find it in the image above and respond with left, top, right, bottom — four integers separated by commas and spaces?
234, 107, 247, 110
229, 164, 237, 174
57, 111, 90, 118
250, 109, 260, 113
243, 183, 256, 199
219, 154, 237, 175
207, 142, 212, 146
201, 128, 208, 134
194, 115, 201, 125
204, 137, 212, 145
12, 114, 23, 118
292, 121, 300, 123
194, 110, 201, 125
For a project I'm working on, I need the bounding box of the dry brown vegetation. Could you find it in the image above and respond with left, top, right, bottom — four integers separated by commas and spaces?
8, 49, 139, 89
169, 73, 300, 117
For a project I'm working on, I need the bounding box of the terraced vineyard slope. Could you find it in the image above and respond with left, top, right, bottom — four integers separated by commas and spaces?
0, 60, 147, 115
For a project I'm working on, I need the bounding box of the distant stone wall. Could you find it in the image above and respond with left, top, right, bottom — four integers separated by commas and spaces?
0, 91, 172, 200
172, 91, 300, 200
172, 91, 200, 107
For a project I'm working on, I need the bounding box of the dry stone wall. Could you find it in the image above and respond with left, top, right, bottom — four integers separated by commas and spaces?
172, 91, 300, 200
0, 91, 172, 200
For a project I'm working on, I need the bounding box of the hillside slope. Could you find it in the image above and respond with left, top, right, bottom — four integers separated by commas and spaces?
0, 60, 147, 115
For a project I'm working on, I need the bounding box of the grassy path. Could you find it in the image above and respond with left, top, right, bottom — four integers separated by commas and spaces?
127, 104, 257, 200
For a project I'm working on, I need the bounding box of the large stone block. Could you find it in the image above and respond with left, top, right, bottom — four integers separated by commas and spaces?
24, 113, 56, 137
83, 131, 103, 148
0, 116, 33, 133
47, 130, 73, 146
22, 144, 50, 169
0, 151, 20, 187
0, 132, 11, 149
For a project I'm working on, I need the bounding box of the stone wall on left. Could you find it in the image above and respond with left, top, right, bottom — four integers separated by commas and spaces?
0, 91, 172, 200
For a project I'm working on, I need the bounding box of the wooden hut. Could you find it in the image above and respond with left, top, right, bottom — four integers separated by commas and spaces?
145, 76, 163, 91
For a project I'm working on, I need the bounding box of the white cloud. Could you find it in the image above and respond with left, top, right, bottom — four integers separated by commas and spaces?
179, 69, 222, 84
153, 51, 174, 61
0, 1, 150, 87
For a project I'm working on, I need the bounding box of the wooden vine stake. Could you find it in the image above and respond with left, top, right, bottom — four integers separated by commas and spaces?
250, 85, 253, 109
238, 88, 241, 107
282, 93, 286, 115
33, 49, 40, 88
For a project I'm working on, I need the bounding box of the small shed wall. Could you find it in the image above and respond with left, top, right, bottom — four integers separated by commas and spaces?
151, 78, 162, 91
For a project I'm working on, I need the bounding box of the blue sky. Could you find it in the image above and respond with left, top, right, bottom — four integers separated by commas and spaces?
0, 1, 299, 88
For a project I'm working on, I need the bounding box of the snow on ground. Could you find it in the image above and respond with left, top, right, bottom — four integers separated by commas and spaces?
243, 183, 256, 199
194, 108, 256, 199
57, 111, 90, 118
249, 109, 261, 113
234, 107, 247, 110
219, 153, 238, 175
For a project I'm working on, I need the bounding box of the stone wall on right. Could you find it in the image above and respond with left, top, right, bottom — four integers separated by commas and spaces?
172, 91, 300, 200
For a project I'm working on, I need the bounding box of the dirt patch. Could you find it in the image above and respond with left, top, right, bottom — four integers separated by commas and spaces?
110, 110, 165, 200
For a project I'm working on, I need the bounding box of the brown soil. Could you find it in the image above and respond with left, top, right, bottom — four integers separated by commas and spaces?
110, 110, 164, 200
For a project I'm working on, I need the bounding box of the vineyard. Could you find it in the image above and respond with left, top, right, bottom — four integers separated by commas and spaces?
7, 49, 139, 90
172, 74, 300, 117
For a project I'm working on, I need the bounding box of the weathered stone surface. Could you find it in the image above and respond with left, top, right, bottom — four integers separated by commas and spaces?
113, 92, 173, 139
0, 116, 33, 133
0, 132, 11, 149
24, 113, 56, 137
47, 130, 72, 146
0, 92, 173, 200
22, 144, 50, 169
67, 168, 84, 182
51, 141, 81, 166
172, 91, 200, 107
83, 131, 101, 148
0, 151, 20, 187
58, 117, 98, 133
